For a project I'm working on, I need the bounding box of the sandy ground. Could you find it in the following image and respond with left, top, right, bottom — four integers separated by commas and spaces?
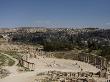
28, 55, 100, 73
0, 54, 101, 82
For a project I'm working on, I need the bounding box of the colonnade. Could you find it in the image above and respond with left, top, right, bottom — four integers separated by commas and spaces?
73, 53, 107, 70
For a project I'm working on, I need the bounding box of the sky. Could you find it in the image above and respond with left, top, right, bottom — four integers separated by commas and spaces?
0, 0, 110, 28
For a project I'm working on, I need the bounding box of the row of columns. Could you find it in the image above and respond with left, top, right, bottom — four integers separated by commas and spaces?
28, 50, 45, 58
73, 54, 107, 70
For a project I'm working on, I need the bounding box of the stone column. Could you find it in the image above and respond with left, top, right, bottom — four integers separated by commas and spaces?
25, 61, 27, 68
104, 58, 107, 69
23, 60, 26, 67
94, 57, 97, 66
86, 56, 88, 62
98, 58, 101, 69
26, 55, 28, 61
27, 62, 29, 69
30, 63, 32, 70
101, 58, 104, 69
87, 56, 90, 63
21, 60, 24, 66
31, 63, 34, 70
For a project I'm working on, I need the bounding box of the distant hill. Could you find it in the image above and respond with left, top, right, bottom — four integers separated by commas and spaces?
1, 27, 110, 60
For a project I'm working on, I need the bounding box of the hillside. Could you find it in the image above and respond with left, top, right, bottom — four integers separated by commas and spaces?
8, 28, 110, 60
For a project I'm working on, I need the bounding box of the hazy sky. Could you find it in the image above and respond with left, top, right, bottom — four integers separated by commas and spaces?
0, 0, 110, 28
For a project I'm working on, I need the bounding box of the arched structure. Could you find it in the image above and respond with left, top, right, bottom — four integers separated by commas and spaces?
19, 58, 35, 71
